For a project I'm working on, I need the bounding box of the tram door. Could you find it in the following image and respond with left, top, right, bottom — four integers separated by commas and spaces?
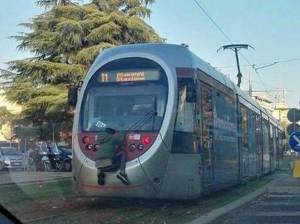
197, 82, 214, 189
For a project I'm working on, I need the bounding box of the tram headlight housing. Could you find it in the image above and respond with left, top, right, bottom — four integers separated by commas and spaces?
125, 133, 157, 161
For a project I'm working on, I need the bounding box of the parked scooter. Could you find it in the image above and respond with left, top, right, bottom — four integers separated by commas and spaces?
27, 142, 72, 172
58, 147, 72, 172
26, 149, 50, 171
47, 145, 72, 172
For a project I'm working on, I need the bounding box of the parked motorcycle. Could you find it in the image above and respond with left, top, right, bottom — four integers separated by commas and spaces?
26, 150, 50, 171
47, 147, 72, 172
26, 143, 72, 172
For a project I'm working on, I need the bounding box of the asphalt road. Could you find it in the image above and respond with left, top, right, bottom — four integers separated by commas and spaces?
211, 176, 300, 224
0, 171, 72, 185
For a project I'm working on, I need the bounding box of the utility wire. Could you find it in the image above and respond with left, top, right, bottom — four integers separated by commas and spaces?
192, 0, 233, 44
192, 0, 278, 97
216, 58, 300, 69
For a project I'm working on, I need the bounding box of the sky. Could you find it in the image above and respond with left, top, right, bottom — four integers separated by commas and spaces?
1, 0, 300, 107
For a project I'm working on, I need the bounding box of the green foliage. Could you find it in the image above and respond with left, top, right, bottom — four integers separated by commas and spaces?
0, 107, 13, 126
36, 0, 74, 8
5, 0, 163, 135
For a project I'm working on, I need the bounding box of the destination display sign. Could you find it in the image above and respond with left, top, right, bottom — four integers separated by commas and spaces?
98, 69, 160, 83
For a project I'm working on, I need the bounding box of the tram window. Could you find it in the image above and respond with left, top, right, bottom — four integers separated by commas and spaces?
200, 83, 214, 155
82, 84, 167, 132
240, 105, 249, 150
172, 78, 197, 153
270, 125, 273, 145
255, 114, 262, 150
248, 111, 256, 152
270, 125, 275, 154
262, 119, 270, 154
215, 91, 235, 123
275, 128, 279, 152
270, 125, 274, 151
174, 79, 195, 132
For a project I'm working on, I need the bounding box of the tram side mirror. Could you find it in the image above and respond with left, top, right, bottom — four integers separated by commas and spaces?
68, 86, 78, 107
186, 82, 196, 103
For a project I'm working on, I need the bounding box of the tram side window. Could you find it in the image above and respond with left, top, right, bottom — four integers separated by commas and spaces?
262, 119, 270, 154
248, 111, 256, 152
172, 79, 196, 153
270, 125, 276, 155
174, 81, 195, 132
215, 91, 235, 123
255, 114, 262, 151
201, 84, 214, 156
275, 128, 279, 157
269, 125, 273, 151
240, 105, 249, 150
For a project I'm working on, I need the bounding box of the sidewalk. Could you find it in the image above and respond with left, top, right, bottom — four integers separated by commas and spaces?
207, 174, 300, 224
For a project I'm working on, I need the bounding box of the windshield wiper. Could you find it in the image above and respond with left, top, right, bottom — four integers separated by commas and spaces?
128, 96, 158, 131
127, 110, 157, 131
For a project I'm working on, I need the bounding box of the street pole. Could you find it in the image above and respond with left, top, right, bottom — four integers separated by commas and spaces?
217, 44, 254, 88
52, 123, 55, 143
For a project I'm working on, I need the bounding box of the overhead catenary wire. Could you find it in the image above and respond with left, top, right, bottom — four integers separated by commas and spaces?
214, 58, 300, 69
192, 0, 278, 98
192, 0, 233, 44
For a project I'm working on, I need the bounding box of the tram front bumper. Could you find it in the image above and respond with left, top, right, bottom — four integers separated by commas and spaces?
74, 162, 157, 198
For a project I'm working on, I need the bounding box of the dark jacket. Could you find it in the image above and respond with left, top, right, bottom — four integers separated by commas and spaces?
95, 132, 124, 161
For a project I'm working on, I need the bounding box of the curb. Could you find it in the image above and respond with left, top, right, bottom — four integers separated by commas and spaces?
188, 176, 284, 224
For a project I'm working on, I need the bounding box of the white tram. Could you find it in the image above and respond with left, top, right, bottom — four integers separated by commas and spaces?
71, 43, 284, 199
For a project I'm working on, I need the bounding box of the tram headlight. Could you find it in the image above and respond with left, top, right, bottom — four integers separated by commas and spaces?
86, 144, 94, 151
82, 136, 91, 144
137, 144, 144, 151
124, 132, 157, 161
129, 144, 137, 152
94, 144, 100, 151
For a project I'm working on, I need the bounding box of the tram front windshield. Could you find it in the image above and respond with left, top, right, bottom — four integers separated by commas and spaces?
81, 58, 168, 132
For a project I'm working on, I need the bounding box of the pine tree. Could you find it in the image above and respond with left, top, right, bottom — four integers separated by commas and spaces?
5, 0, 163, 137
36, 0, 73, 8
0, 107, 13, 126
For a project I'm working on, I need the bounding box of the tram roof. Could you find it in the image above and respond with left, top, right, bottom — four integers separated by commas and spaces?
97, 43, 278, 125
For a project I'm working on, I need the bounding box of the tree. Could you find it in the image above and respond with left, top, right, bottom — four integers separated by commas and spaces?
36, 0, 74, 8
5, 0, 163, 135
0, 107, 13, 126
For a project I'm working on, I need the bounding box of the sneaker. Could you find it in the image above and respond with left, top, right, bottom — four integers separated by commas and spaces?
98, 177, 105, 185
116, 173, 130, 185
97, 172, 105, 185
